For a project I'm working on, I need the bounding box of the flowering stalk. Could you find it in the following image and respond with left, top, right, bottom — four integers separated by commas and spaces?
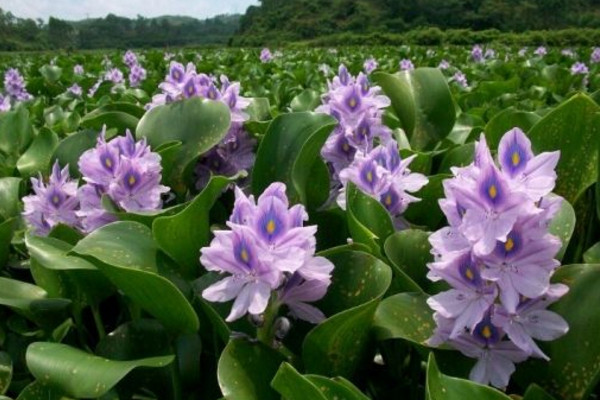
426, 128, 568, 389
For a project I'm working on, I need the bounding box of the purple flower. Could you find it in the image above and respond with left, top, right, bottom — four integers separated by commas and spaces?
571, 61, 589, 75
73, 64, 84, 75
561, 48, 575, 58
591, 47, 600, 64
88, 79, 103, 98
338, 140, 428, 223
426, 128, 567, 389
260, 48, 273, 63
128, 63, 147, 88
22, 161, 80, 236
452, 71, 468, 88
200, 183, 333, 323
77, 127, 169, 232
438, 59, 450, 70
484, 48, 496, 59
518, 48, 528, 57
318, 65, 392, 180
4, 68, 32, 102
105, 68, 124, 84
123, 50, 138, 68
471, 45, 484, 63
399, 58, 414, 71
67, 83, 82, 97
363, 58, 378, 74
534, 46, 547, 57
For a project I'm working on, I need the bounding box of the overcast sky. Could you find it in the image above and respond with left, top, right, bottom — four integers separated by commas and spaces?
1, 0, 259, 21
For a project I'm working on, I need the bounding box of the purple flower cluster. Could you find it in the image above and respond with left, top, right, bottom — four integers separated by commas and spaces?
561, 48, 575, 58
571, 61, 589, 75
337, 140, 428, 224
534, 46, 547, 57
123, 50, 138, 68
147, 62, 256, 187
426, 128, 568, 389
77, 127, 169, 232
4, 68, 32, 102
22, 161, 80, 236
363, 58, 378, 74
471, 45, 484, 62
129, 63, 147, 88
73, 64, 84, 76
318, 65, 392, 180
452, 71, 469, 88
260, 48, 273, 63
438, 59, 450, 70
400, 58, 415, 71
67, 83, 83, 97
591, 47, 600, 64
201, 182, 334, 323
105, 68, 124, 85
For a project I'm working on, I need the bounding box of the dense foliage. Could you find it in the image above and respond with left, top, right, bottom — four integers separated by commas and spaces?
0, 45, 598, 400
0, 9, 240, 51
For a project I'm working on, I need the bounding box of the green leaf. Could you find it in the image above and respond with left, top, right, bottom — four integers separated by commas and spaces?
484, 108, 541, 149
0, 352, 12, 395
528, 94, 600, 204
25, 342, 173, 399
302, 298, 380, 378
515, 264, 600, 400
0, 218, 16, 268
80, 111, 139, 133
252, 111, 336, 207
153, 175, 232, 278
136, 97, 231, 194
271, 363, 327, 400
373, 69, 456, 150
404, 174, 450, 230
346, 183, 395, 246
16, 128, 59, 177
305, 376, 370, 400
318, 249, 392, 316
290, 89, 322, 112
16, 381, 72, 400
583, 242, 600, 263
71, 221, 199, 333
523, 384, 557, 400
426, 353, 511, 400
0, 178, 21, 220
384, 230, 432, 290
39, 65, 62, 83
373, 292, 434, 344
217, 338, 285, 400
51, 129, 99, 178
0, 107, 34, 156
0, 277, 47, 313
547, 195, 576, 261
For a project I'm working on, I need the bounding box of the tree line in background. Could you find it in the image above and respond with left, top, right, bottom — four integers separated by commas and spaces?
0, 9, 240, 51
234, 0, 600, 44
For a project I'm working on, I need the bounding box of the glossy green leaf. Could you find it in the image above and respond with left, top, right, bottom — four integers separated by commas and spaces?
384, 230, 432, 289
0, 218, 16, 268
153, 175, 233, 278
0, 107, 34, 156
0, 352, 11, 395
484, 108, 540, 149
290, 89, 321, 112
0, 178, 21, 220
25, 342, 173, 398
305, 375, 370, 400
252, 111, 336, 206
39, 65, 62, 83
51, 129, 99, 177
438, 144, 474, 174
0, 277, 47, 313
426, 353, 511, 400
71, 221, 199, 333
136, 97, 231, 193
528, 94, 600, 204
404, 174, 449, 230
373, 69, 456, 150
583, 242, 600, 264
547, 195, 576, 261
16, 381, 72, 400
271, 362, 327, 400
346, 183, 395, 246
523, 384, 557, 400
217, 338, 284, 400
318, 249, 392, 317
16, 128, 59, 177
80, 111, 139, 133
515, 264, 600, 400
373, 292, 434, 344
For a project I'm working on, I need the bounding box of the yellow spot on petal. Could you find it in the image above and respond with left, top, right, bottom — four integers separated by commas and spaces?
128, 175, 136, 186
488, 184, 497, 199
366, 171, 373, 182
240, 248, 249, 263
512, 151, 520, 166
105, 158, 112, 168
384, 195, 392, 206
342, 143, 350, 152
266, 219, 276, 234
465, 268, 474, 281
505, 237, 514, 252
52, 195, 60, 205
349, 97, 357, 108
482, 325, 492, 339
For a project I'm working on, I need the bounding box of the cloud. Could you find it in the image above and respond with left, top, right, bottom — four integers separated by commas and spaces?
1, 0, 259, 21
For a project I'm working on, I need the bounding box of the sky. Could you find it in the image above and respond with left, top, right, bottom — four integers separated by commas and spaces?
1, 0, 259, 21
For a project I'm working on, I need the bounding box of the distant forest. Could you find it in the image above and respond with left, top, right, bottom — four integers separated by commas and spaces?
1, 0, 600, 50
0, 10, 240, 50
236, 0, 600, 44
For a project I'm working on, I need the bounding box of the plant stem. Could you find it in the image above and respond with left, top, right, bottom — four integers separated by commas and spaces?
91, 305, 106, 340
256, 297, 280, 347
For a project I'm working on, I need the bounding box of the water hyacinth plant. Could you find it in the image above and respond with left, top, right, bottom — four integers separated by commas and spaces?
427, 128, 568, 388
